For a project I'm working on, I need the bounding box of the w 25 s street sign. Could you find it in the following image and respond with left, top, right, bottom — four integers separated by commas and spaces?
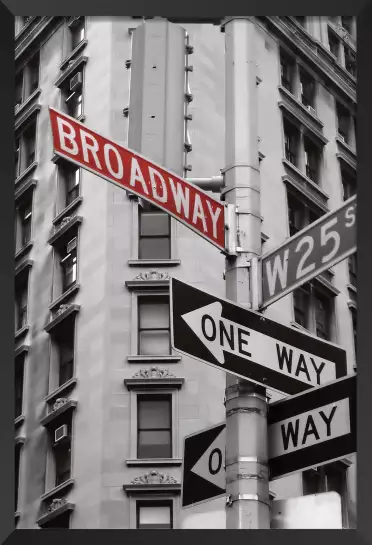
171, 278, 347, 395
49, 108, 226, 252
268, 374, 356, 481
261, 195, 356, 309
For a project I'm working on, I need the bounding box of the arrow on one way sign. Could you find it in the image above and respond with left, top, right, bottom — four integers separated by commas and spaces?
182, 423, 226, 508
171, 278, 347, 395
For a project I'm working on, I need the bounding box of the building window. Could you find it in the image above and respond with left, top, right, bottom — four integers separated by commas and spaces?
62, 72, 84, 120
293, 286, 310, 328
15, 121, 36, 179
350, 307, 357, 356
52, 420, 72, 487
336, 102, 353, 144
17, 199, 32, 248
341, 16, 353, 35
138, 295, 170, 356
70, 17, 85, 51
136, 501, 173, 529
15, 53, 40, 108
53, 319, 75, 387
137, 394, 172, 459
15, 444, 22, 512
60, 238, 77, 293
344, 46, 356, 78
294, 16, 306, 27
59, 163, 81, 208
139, 204, 171, 260
348, 253, 357, 288
299, 68, 315, 109
280, 50, 295, 93
341, 167, 356, 201
287, 192, 321, 237
314, 293, 331, 340
304, 137, 321, 183
15, 355, 25, 419
283, 119, 299, 167
15, 274, 29, 332
328, 28, 341, 60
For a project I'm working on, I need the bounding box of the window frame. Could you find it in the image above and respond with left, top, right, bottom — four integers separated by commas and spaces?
138, 203, 171, 261
128, 387, 180, 462
136, 499, 173, 529
137, 393, 172, 460
68, 17, 86, 54
292, 282, 336, 342
51, 229, 81, 303
137, 294, 171, 357
15, 353, 26, 420
15, 119, 37, 180
48, 313, 78, 393
15, 269, 30, 333
45, 413, 75, 494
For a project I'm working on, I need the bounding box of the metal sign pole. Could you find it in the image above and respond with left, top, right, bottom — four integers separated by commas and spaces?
223, 16, 270, 529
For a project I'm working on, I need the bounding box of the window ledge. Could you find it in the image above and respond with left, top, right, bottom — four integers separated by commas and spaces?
290, 321, 309, 333
60, 38, 88, 70
15, 344, 29, 357
15, 162, 38, 188
15, 258, 33, 277
15, 435, 26, 446
278, 85, 324, 130
347, 283, 357, 294
282, 173, 329, 215
45, 303, 80, 334
125, 279, 170, 291
127, 355, 182, 364
312, 275, 340, 297
124, 378, 185, 390
53, 197, 84, 226
48, 216, 83, 246
347, 300, 357, 310
123, 483, 181, 495
45, 377, 78, 404
336, 151, 357, 172
15, 88, 42, 119
37, 501, 75, 528
15, 511, 21, 521
55, 55, 88, 88
40, 399, 78, 427
49, 284, 80, 311
15, 325, 30, 342
282, 159, 330, 201
40, 478, 75, 503
128, 259, 181, 268
15, 178, 37, 203
336, 136, 356, 158
15, 104, 42, 133
15, 415, 25, 428
15, 240, 33, 261
278, 101, 328, 146
126, 458, 183, 467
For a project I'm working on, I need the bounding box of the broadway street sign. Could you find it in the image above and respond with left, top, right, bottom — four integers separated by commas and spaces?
182, 423, 226, 508
49, 108, 226, 252
268, 374, 356, 481
171, 278, 347, 395
261, 195, 356, 309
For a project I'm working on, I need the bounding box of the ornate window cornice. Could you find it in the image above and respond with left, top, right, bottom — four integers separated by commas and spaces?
123, 470, 181, 495
125, 270, 171, 290
124, 366, 184, 390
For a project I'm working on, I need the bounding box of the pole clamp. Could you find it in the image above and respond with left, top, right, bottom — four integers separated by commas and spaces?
226, 407, 267, 418
226, 494, 270, 507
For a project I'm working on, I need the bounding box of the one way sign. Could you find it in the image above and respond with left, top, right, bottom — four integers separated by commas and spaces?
182, 423, 226, 508
171, 278, 346, 395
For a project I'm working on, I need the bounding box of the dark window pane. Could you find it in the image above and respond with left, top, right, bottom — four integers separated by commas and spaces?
29, 53, 39, 95
23, 123, 36, 167
315, 295, 331, 340
20, 201, 32, 245
294, 16, 306, 26
55, 441, 71, 486
328, 29, 339, 58
15, 356, 25, 418
15, 281, 28, 331
304, 138, 320, 183
71, 18, 85, 50
139, 238, 170, 259
61, 247, 77, 292
341, 16, 353, 34
293, 287, 310, 329
303, 469, 324, 495
280, 51, 295, 93
300, 69, 315, 108
336, 102, 351, 143
15, 138, 20, 178
15, 72, 23, 106
351, 308, 357, 355
140, 211, 170, 236
287, 194, 305, 236
345, 47, 356, 78
139, 399, 171, 429
283, 120, 299, 166
138, 431, 172, 458
15, 445, 21, 511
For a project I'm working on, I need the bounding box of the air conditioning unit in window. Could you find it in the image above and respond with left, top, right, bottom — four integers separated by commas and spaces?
67, 237, 77, 254
55, 424, 68, 443
307, 105, 316, 115
70, 72, 83, 92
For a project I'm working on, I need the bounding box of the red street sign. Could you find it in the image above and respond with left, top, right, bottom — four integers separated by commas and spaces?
260, 195, 356, 309
49, 108, 226, 252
